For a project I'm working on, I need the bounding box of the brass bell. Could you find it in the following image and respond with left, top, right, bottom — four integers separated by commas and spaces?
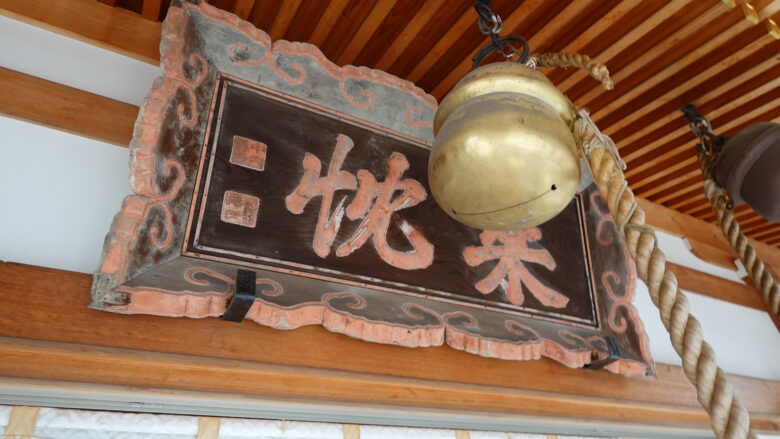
712, 122, 780, 222
429, 62, 580, 231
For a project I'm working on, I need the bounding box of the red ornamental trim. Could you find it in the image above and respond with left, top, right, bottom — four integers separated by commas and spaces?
97, 6, 201, 284
108, 268, 647, 375
95, 1, 650, 376
590, 192, 653, 367
192, 1, 436, 117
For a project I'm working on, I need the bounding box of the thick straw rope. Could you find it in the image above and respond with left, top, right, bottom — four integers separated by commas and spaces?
702, 178, 780, 319
531, 52, 614, 90
577, 110, 756, 439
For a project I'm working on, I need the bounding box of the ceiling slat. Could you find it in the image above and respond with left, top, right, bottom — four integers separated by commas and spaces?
335, 0, 398, 66
428, 0, 581, 99
595, 18, 772, 138
232, 0, 256, 20
620, 64, 780, 163
268, 0, 304, 41
37, 0, 780, 249
306, 0, 349, 46
372, 0, 447, 71
549, 0, 674, 88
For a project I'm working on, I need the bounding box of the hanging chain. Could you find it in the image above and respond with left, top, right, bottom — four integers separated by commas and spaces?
681, 104, 734, 209
472, 0, 529, 69
681, 104, 726, 159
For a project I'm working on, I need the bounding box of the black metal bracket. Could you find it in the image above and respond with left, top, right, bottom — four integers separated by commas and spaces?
221, 269, 256, 322
584, 336, 620, 370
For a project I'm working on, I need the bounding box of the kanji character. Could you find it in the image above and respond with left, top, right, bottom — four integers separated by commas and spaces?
286, 134, 433, 270
335, 152, 434, 270
285, 134, 357, 258
463, 229, 568, 308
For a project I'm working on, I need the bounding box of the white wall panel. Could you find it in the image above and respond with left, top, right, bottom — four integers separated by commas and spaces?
0, 116, 130, 274
34, 406, 198, 439
0, 405, 9, 432
632, 279, 780, 380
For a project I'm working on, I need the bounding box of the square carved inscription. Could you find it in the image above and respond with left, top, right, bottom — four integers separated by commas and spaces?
220, 190, 260, 228
230, 136, 268, 171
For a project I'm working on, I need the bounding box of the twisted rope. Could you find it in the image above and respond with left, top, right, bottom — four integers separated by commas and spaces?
577, 110, 756, 439
702, 178, 780, 318
532, 52, 614, 90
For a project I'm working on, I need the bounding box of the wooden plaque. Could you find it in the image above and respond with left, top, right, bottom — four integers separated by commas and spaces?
92, 0, 652, 376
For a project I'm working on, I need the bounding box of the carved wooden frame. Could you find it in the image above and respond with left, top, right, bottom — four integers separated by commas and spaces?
91, 0, 653, 377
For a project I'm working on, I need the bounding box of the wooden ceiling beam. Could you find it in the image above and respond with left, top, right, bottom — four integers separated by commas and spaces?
232, 0, 256, 20
406, 2, 492, 85
620, 65, 780, 164
604, 35, 780, 150
547, 0, 672, 89
268, 0, 304, 41
430, 0, 592, 99
627, 93, 780, 194
141, 0, 162, 21
1, 261, 778, 432
669, 262, 767, 311
372, 0, 446, 72
306, 0, 349, 46
0, 0, 162, 65
335, 0, 397, 66
627, 101, 780, 192
558, 0, 690, 95
0, 67, 137, 147
636, 198, 780, 278
594, 21, 770, 136
617, 57, 780, 156
568, 1, 733, 111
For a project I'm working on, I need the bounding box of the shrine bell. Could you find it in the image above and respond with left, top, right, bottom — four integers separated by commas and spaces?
712, 122, 780, 223
429, 62, 580, 231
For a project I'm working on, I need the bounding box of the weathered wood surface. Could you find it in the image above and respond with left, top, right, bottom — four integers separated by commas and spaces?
189, 77, 597, 324
0, 262, 778, 431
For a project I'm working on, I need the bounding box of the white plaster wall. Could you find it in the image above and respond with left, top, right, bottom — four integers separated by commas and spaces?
0, 116, 130, 274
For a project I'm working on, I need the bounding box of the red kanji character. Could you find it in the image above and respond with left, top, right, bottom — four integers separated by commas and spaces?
463, 229, 568, 308
285, 134, 357, 258
336, 152, 434, 270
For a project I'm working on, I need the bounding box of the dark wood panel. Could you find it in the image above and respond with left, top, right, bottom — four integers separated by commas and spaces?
188, 77, 601, 324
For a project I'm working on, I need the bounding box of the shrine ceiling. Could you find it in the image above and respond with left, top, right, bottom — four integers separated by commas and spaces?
102, 0, 780, 249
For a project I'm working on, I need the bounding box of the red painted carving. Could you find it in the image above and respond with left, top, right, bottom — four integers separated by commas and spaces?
221, 190, 260, 228
286, 134, 433, 270
404, 107, 434, 127
285, 134, 358, 258
230, 136, 268, 171
464, 229, 568, 308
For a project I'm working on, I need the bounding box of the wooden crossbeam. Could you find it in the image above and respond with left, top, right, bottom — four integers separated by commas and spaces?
0, 0, 161, 65
0, 262, 778, 431
638, 198, 780, 279
0, 67, 137, 147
